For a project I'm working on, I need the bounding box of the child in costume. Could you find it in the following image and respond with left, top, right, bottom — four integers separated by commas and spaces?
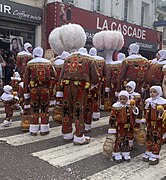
1, 85, 19, 126
103, 90, 139, 162
125, 81, 144, 149
142, 85, 166, 165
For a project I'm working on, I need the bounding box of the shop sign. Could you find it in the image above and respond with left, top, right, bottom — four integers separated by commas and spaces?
96, 17, 146, 40
46, 2, 161, 52
0, 0, 42, 24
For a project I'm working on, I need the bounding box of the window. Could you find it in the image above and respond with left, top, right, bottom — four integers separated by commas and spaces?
141, 5, 145, 26
124, 0, 128, 21
91, 0, 100, 12
62, 0, 74, 4
141, 2, 150, 26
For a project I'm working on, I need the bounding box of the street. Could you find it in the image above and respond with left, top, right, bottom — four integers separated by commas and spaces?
0, 103, 166, 180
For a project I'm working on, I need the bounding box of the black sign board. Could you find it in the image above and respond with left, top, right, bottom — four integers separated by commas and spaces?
0, 0, 42, 24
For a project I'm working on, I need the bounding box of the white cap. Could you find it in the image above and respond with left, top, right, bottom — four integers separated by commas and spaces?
14, 72, 20, 79
3, 85, 12, 93
117, 52, 126, 61
158, 50, 166, 62
150, 85, 163, 97
33, 47, 43, 58
89, 47, 97, 56
126, 81, 136, 93
129, 43, 139, 55
59, 51, 70, 59
118, 90, 129, 100
78, 47, 88, 55
24, 42, 32, 53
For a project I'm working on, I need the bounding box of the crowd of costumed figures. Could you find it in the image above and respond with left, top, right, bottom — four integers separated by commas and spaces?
1, 23, 166, 165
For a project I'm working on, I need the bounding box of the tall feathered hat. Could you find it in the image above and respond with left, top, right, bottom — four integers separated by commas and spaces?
49, 23, 87, 55
93, 30, 124, 63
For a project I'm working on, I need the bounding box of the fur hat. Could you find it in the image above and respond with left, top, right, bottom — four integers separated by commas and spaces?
49, 23, 86, 55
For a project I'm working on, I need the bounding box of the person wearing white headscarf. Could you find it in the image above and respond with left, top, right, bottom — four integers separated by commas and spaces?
51, 51, 70, 122
103, 90, 139, 162
1, 85, 19, 127
105, 53, 125, 110
57, 46, 99, 145
10, 72, 21, 92
127, 43, 146, 59
24, 47, 57, 136
142, 85, 166, 165
156, 50, 166, 64
111, 52, 126, 65
16, 42, 33, 79
88, 47, 106, 122
125, 81, 142, 99
125, 81, 144, 147
117, 43, 148, 94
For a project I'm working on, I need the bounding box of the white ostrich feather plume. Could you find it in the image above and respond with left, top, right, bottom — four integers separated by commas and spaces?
93, 30, 124, 51
49, 24, 86, 55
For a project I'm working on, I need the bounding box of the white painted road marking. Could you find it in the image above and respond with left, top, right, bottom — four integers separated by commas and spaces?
0, 116, 109, 146
31, 136, 105, 167
84, 145, 166, 180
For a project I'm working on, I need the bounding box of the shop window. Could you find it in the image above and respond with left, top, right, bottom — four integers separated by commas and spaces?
0, 20, 35, 54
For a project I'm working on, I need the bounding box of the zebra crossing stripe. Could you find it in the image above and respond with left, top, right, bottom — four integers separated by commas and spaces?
0, 107, 54, 112
0, 121, 21, 130
0, 107, 5, 111
0, 107, 56, 129
0, 111, 21, 119
0, 116, 54, 130
31, 136, 105, 167
0, 116, 109, 146
83, 144, 166, 180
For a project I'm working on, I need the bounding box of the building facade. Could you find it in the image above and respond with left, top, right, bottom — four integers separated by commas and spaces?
154, 0, 166, 50
46, 0, 162, 59
0, 0, 43, 54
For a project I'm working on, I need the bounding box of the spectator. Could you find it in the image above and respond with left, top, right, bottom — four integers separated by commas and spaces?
0, 49, 6, 93
4, 52, 15, 85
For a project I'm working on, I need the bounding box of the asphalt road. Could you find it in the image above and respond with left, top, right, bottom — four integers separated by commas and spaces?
0, 104, 166, 180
